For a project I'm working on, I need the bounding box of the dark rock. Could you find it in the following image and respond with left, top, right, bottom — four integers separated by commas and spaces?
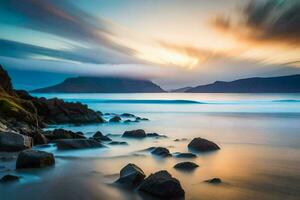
96, 111, 103, 115
92, 131, 112, 141
16, 150, 55, 169
109, 116, 121, 122
123, 119, 133, 123
56, 139, 105, 150
0, 65, 14, 95
146, 133, 167, 138
122, 129, 146, 138
205, 178, 222, 184
174, 162, 199, 170
174, 138, 188, 142
109, 141, 128, 145
120, 113, 136, 117
33, 132, 48, 145
188, 137, 220, 152
175, 153, 197, 158
44, 129, 86, 141
0, 131, 32, 151
0, 174, 20, 183
151, 147, 171, 157
139, 170, 185, 198
116, 163, 146, 188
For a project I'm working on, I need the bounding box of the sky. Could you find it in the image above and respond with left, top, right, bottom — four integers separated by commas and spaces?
0, 0, 300, 90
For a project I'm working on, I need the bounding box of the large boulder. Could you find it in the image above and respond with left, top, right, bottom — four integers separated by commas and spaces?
188, 137, 220, 152
33, 132, 48, 145
139, 170, 185, 198
174, 162, 199, 171
44, 129, 86, 141
16, 150, 55, 169
122, 129, 146, 138
56, 139, 105, 150
151, 147, 171, 157
116, 163, 146, 188
0, 131, 32, 151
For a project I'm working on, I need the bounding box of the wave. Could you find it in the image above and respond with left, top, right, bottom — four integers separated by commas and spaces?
69, 99, 204, 104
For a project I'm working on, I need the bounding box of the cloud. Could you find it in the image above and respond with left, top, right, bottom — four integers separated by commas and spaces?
213, 0, 300, 45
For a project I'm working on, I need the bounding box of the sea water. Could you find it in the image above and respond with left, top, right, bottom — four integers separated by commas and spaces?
1, 93, 300, 200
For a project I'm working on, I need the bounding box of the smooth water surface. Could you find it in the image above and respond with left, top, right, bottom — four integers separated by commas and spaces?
1, 93, 300, 200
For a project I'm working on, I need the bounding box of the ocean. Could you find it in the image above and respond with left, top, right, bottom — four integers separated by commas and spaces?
1, 93, 300, 200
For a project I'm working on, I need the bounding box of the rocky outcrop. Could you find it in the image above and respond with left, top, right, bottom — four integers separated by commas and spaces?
0, 65, 14, 96
44, 129, 86, 141
139, 170, 185, 198
188, 137, 220, 152
0, 131, 32, 151
16, 149, 55, 169
151, 147, 171, 157
122, 129, 146, 138
32, 97, 104, 124
56, 139, 105, 150
174, 162, 199, 170
116, 163, 146, 188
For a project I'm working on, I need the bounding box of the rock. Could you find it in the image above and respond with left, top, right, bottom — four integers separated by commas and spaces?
188, 137, 220, 152
122, 129, 146, 138
92, 131, 112, 141
93, 131, 104, 138
109, 116, 121, 122
44, 129, 86, 141
174, 138, 188, 142
151, 147, 171, 157
16, 150, 55, 169
116, 163, 146, 188
139, 170, 185, 198
120, 113, 136, 117
123, 119, 133, 123
56, 139, 105, 150
175, 152, 197, 158
146, 133, 167, 138
205, 178, 222, 184
0, 174, 20, 183
0, 131, 32, 151
109, 141, 128, 145
33, 132, 48, 145
174, 162, 199, 171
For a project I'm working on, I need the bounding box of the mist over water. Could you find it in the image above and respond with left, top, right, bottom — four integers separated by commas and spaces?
1, 93, 300, 200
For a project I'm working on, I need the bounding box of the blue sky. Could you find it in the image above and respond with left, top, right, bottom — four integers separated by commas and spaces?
0, 0, 299, 90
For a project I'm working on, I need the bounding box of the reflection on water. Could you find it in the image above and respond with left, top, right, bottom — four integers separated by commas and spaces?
1, 93, 300, 200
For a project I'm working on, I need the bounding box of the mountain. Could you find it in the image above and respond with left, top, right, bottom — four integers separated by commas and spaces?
186, 74, 300, 93
32, 76, 166, 93
169, 87, 193, 93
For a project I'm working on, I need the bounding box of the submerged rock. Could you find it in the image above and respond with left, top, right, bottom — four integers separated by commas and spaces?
120, 113, 136, 117
139, 170, 185, 198
0, 131, 32, 151
205, 178, 222, 184
0, 174, 20, 183
174, 138, 188, 142
56, 139, 105, 150
151, 147, 171, 157
116, 163, 146, 188
109, 116, 121, 122
44, 129, 86, 141
122, 129, 146, 138
16, 150, 55, 169
146, 133, 167, 138
174, 162, 199, 171
175, 152, 197, 158
188, 137, 220, 152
